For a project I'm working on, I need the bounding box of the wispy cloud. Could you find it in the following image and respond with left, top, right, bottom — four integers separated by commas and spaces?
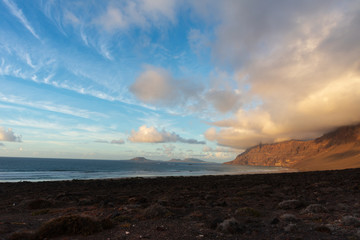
2, 0, 40, 39
128, 125, 205, 144
0, 126, 21, 142
0, 93, 106, 119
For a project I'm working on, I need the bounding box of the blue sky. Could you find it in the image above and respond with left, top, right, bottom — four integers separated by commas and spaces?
1, 0, 360, 162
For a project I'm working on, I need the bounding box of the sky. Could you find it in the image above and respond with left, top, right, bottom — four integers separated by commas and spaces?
0, 0, 360, 162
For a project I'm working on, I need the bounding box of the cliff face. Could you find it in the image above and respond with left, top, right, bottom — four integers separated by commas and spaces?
225, 124, 360, 171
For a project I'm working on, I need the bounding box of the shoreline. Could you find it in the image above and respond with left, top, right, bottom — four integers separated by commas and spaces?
1, 168, 359, 239
0, 166, 296, 183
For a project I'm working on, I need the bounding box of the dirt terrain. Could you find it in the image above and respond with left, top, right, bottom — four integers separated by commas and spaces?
1, 168, 360, 239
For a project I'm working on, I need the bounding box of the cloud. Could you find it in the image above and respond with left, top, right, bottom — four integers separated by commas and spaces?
202, 145, 237, 160
0, 92, 106, 119
111, 139, 125, 145
94, 140, 108, 144
0, 142, 4, 146
96, 7, 128, 31
2, 0, 40, 39
0, 127, 22, 142
161, 144, 176, 157
205, 89, 242, 113
128, 125, 205, 144
129, 66, 202, 107
94, 0, 176, 32
198, 1, 360, 149
94, 139, 125, 145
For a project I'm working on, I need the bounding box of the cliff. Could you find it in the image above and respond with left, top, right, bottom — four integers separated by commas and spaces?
225, 124, 360, 171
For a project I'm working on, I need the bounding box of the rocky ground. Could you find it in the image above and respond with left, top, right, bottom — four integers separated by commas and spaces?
1, 168, 360, 240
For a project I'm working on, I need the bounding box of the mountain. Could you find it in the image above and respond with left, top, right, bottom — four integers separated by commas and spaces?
168, 158, 208, 163
129, 157, 155, 163
224, 124, 360, 171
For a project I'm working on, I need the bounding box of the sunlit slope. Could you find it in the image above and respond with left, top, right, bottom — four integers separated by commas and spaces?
225, 124, 360, 171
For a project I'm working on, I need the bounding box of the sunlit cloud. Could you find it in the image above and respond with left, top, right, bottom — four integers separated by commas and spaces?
129, 125, 205, 144
0, 127, 22, 142
130, 66, 202, 107
200, 0, 360, 149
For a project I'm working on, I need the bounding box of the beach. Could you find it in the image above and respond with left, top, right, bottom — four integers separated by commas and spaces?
1, 168, 360, 240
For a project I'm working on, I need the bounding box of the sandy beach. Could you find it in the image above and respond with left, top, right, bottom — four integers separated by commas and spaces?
1, 168, 360, 240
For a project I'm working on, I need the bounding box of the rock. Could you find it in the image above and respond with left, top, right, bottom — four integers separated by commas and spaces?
301, 204, 328, 214
143, 204, 172, 218
356, 229, 360, 238
280, 213, 298, 223
336, 203, 349, 210
342, 216, 360, 227
217, 218, 244, 234
278, 199, 303, 209
270, 217, 280, 225
314, 225, 332, 233
284, 223, 297, 232
235, 207, 261, 217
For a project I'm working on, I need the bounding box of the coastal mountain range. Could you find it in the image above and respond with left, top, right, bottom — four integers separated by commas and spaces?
225, 124, 360, 171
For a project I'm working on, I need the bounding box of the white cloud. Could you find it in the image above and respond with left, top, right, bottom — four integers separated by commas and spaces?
96, 7, 128, 31
2, 0, 40, 39
0, 127, 22, 142
128, 125, 205, 144
94, 0, 176, 32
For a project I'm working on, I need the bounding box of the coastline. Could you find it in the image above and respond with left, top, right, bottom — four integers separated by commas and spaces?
1, 168, 359, 239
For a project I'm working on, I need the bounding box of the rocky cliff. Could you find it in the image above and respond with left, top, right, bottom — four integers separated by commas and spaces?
225, 124, 360, 171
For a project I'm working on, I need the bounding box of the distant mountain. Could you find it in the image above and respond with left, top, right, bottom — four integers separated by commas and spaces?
129, 157, 155, 163
168, 158, 208, 163
225, 124, 360, 171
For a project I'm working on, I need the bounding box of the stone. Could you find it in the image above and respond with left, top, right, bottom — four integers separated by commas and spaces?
217, 218, 244, 234
342, 216, 360, 227
280, 213, 298, 223
301, 204, 328, 214
278, 199, 302, 209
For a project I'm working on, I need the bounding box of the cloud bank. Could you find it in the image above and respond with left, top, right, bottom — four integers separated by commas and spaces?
198, 0, 360, 149
0, 127, 22, 142
128, 125, 205, 144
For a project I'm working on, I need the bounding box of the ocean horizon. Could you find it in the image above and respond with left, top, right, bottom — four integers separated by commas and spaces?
0, 157, 290, 182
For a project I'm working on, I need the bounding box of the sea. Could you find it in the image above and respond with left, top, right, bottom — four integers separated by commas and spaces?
0, 157, 290, 182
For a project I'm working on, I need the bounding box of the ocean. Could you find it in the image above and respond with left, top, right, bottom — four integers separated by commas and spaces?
0, 157, 289, 182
